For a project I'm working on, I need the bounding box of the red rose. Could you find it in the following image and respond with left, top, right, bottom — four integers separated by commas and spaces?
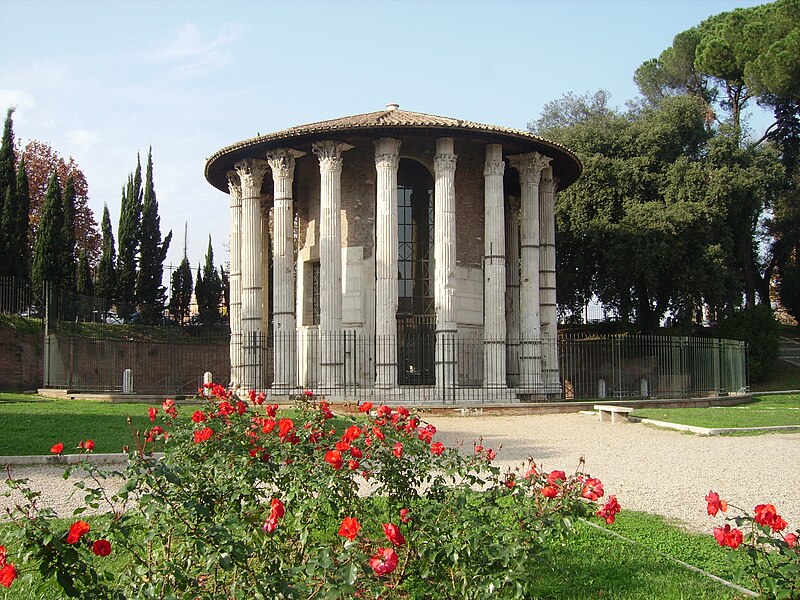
0, 563, 16, 588
400, 508, 410, 523
358, 401, 373, 413
541, 485, 558, 499
369, 547, 399, 576
547, 470, 566, 485
338, 516, 361, 541
325, 450, 343, 470
348, 459, 360, 470
392, 442, 403, 458
83, 439, 94, 452
193, 427, 214, 444
382, 523, 406, 546
262, 419, 276, 434
596, 495, 621, 524
486, 448, 496, 461
705, 491, 728, 516
582, 478, 604, 501
265, 404, 278, 418
91, 539, 112, 557
430, 442, 445, 456
350, 446, 363, 459
713, 524, 743, 549
418, 424, 436, 443
192, 410, 207, 423
505, 476, 516, 490
304, 389, 314, 397
278, 418, 294, 439
754, 503, 787, 532
342, 425, 362, 443
372, 427, 385, 441
148, 407, 158, 422
50, 442, 64, 454
262, 517, 278, 533
270, 498, 285, 520
784, 533, 797, 547
67, 520, 91, 544
0, 544, 6, 566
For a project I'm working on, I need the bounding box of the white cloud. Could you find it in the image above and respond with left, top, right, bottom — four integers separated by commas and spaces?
145, 22, 245, 76
67, 128, 103, 148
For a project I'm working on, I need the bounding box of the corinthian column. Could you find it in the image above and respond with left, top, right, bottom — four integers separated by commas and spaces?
267, 148, 305, 394
312, 140, 353, 392
505, 195, 521, 386
374, 137, 401, 389
235, 158, 269, 392
509, 152, 551, 392
227, 171, 243, 390
539, 171, 560, 394
434, 138, 458, 392
483, 144, 507, 388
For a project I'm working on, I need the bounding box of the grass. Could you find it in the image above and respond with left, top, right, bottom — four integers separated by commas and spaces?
631, 393, 800, 430
0, 393, 177, 456
0, 512, 752, 600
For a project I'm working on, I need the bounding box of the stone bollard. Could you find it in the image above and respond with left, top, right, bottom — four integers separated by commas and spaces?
122, 369, 134, 394
640, 378, 649, 398
598, 378, 606, 399
203, 371, 213, 396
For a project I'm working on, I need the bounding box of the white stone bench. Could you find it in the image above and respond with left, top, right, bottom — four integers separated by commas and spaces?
594, 404, 635, 424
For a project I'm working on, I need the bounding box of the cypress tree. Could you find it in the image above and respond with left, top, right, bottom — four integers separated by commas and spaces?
1, 186, 17, 277
116, 157, 142, 320
169, 227, 194, 325
76, 249, 94, 296
96, 204, 117, 313
136, 148, 172, 323
14, 157, 30, 278
194, 264, 205, 322
61, 173, 77, 293
31, 171, 64, 296
195, 236, 222, 325
0, 108, 17, 272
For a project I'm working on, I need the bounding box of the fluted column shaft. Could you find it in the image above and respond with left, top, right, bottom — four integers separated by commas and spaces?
374, 138, 401, 389
539, 173, 560, 393
235, 158, 269, 392
509, 152, 551, 391
313, 141, 352, 391
505, 196, 521, 385
434, 138, 458, 391
227, 172, 243, 389
267, 148, 305, 393
483, 144, 507, 387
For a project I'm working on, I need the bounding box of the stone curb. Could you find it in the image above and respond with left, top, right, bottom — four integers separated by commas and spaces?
1, 452, 165, 466
628, 417, 800, 436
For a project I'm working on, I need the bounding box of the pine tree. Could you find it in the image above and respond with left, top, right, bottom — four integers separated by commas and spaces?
169, 227, 194, 325
61, 173, 77, 293
31, 171, 64, 297
195, 236, 222, 325
96, 204, 117, 313
116, 157, 142, 320
136, 148, 172, 324
0, 108, 18, 274
14, 157, 30, 278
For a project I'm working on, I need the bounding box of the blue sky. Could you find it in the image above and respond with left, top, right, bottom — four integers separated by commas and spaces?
0, 0, 769, 271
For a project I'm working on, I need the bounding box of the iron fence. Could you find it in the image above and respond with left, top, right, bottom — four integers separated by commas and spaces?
42, 329, 746, 402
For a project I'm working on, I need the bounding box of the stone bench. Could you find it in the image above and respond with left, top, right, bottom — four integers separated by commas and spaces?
594, 404, 635, 424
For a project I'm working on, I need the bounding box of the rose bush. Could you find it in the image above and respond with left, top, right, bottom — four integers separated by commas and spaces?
706, 490, 799, 599
3, 384, 619, 599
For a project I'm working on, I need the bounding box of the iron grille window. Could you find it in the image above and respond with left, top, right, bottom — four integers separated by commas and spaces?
311, 261, 320, 326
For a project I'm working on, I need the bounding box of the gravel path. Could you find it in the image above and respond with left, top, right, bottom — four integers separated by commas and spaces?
3, 413, 798, 534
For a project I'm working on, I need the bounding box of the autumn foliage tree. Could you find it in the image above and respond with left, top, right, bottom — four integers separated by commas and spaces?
20, 140, 100, 266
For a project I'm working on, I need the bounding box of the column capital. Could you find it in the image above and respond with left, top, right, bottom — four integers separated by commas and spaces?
540, 175, 558, 195
226, 170, 242, 205
234, 158, 269, 194
374, 137, 401, 170
312, 140, 353, 174
266, 148, 306, 180
484, 158, 505, 177
508, 152, 551, 186
434, 152, 457, 175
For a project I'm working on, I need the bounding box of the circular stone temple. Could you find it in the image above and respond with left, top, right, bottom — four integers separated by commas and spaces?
205, 104, 582, 401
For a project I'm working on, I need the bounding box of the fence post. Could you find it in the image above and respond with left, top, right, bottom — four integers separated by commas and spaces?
598, 378, 606, 399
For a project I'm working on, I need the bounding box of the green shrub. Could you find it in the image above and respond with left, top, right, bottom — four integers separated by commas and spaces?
716, 305, 779, 382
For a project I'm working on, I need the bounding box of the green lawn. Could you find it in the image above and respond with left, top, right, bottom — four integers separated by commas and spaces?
631, 394, 800, 429
0, 393, 177, 456
0, 511, 752, 600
